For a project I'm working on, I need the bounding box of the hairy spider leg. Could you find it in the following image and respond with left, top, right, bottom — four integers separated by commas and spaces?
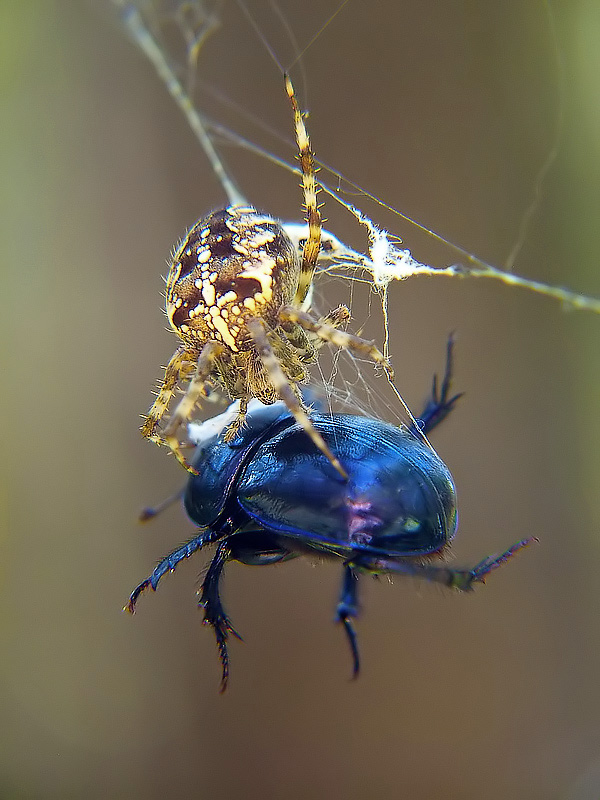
162, 340, 226, 472
279, 306, 393, 378
284, 74, 321, 307
246, 317, 348, 479
350, 538, 536, 590
335, 565, 361, 678
141, 346, 196, 443
125, 527, 222, 613
220, 398, 249, 443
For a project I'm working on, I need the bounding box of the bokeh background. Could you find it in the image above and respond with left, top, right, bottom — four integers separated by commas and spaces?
2, 1, 600, 798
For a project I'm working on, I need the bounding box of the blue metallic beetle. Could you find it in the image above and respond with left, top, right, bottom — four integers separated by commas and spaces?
127, 339, 533, 691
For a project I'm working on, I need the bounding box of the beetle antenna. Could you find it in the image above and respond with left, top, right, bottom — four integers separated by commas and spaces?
138, 488, 185, 522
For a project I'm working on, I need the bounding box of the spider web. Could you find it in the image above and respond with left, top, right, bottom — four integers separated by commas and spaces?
112, 0, 600, 426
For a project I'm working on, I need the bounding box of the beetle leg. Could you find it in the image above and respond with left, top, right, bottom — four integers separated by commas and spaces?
125, 528, 221, 613
335, 565, 361, 679
138, 487, 185, 522
350, 537, 536, 590
412, 334, 463, 436
198, 540, 242, 693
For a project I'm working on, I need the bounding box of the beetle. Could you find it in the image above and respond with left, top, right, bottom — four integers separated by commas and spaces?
127, 338, 533, 691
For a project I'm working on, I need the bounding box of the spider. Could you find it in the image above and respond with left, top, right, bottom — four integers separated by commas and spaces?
141, 75, 393, 477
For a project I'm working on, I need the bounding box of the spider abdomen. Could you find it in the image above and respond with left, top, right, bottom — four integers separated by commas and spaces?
166, 205, 300, 352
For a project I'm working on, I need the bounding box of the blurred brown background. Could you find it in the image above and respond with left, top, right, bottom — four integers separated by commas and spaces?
1, 1, 600, 798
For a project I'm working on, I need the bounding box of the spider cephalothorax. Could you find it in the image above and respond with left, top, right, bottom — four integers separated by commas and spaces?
142, 76, 391, 476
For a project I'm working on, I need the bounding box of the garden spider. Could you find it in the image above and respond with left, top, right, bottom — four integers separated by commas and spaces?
142, 75, 393, 478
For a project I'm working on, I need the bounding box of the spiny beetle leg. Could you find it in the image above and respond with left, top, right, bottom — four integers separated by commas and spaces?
412, 334, 464, 436
466, 537, 539, 586
350, 537, 536, 592
125, 529, 220, 613
199, 540, 242, 693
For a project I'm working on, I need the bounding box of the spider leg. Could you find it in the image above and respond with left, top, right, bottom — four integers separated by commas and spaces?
163, 340, 226, 472
221, 397, 249, 443
349, 537, 536, 591
246, 317, 348, 479
198, 540, 242, 693
335, 564, 361, 678
280, 309, 438, 449
125, 527, 221, 613
280, 306, 393, 378
320, 304, 351, 329
284, 74, 321, 306
411, 334, 464, 436
141, 346, 194, 443
279, 306, 349, 365
304, 305, 351, 354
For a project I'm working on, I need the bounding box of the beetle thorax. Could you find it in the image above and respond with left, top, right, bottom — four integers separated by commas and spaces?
166, 206, 300, 352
